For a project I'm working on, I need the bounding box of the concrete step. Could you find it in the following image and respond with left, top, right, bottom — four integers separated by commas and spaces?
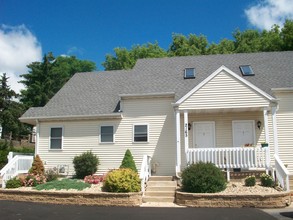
147, 181, 177, 187
142, 196, 175, 203
146, 186, 177, 192
149, 176, 173, 181
145, 191, 175, 197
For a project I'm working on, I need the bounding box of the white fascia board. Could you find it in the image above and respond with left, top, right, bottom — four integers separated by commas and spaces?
176, 65, 276, 105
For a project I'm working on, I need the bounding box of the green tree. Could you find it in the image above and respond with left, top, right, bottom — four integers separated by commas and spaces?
102, 42, 167, 70
120, 149, 137, 172
20, 52, 96, 108
281, 19, 293, 50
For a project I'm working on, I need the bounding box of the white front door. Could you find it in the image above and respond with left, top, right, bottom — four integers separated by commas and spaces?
193, 122, 215, 148
232, 120, 255, 147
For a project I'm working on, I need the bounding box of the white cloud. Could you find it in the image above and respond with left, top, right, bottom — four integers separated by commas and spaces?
245, 0, 293, 30
0, 24, 42, 94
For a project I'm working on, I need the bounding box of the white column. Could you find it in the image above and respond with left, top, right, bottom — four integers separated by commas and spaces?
175, 110, 181, 173
263, 109, 270, 171
271, 106, 279, 156
184, 110, 189, 154
35, 120, 40, 156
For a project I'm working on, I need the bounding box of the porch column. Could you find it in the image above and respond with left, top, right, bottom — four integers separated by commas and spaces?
175, 110, 181, 173
35, 120, 39, 156
184, 111, 189, 154
271, 106, 279, 156
263, 109, 270, 172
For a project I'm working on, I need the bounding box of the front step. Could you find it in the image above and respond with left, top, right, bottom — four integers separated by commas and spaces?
143, 176, 177, 203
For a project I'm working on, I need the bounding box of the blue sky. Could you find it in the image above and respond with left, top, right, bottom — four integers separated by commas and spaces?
1, 0, 293, 92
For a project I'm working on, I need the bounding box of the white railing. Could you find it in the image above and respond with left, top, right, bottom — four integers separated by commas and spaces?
139, 155, 151, 195
274, 154, 290, 191
0, 155, 34, 188
186, 147, 270, 181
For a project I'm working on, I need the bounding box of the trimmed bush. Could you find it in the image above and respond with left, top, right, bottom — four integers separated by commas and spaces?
20, 173, 46, 187
260, 173, 274, 187
29, 155, 45, 175
120, 149, 137, 172
73, 151, 100, 179
244, 175, 256, 186
181, 162, 226, 193
6, 177, 22, 188
103, 168, 141, 192
45, 168, 59, 182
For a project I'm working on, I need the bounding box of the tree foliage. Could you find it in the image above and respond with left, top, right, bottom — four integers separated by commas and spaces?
120, 149, 137, 172
103, 20, 293, 70
20, 52, 96, 108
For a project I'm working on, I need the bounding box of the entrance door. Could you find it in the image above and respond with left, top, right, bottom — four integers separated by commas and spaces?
232, 120, 255, 147
193, 122, 215, 148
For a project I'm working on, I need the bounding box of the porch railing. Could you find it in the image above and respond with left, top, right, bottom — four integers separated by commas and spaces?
186, 147, 270, 181
139, 155, 152, 195
274, 154, 290, 191
0, 154, 34, 188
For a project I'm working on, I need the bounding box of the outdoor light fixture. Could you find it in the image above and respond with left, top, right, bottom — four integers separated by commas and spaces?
257, 120, 261, 130
188, 123, 192, 130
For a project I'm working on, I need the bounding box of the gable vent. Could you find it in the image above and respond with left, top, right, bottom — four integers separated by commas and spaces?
240, 65, 254, 76
184, 68, 196, 79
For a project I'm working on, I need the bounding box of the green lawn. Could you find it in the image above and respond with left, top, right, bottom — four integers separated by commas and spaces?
35, 178, 90, 191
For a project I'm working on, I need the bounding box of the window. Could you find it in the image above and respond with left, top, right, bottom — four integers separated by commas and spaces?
50, 127, 63, 149
133, 125, 148, 142
184, 68, 195, 79
100, 126, 114, 143
239, 65, 254, 76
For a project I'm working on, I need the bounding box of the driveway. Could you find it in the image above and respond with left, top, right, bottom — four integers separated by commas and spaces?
0, 200, 277, 220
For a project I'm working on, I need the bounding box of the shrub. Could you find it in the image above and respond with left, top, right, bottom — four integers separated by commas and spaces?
181, 162, 226, 193
29, 155, 45, 175
260, 173, 274, 187
244, 175, 256, 186
5, 177, 22, 188
45, 168, 59, 182
120, 149, 137, 172
21, 173, 46, 187
84, 175, 104, 184
73, 151, 100, 179
103, 168, 141, 193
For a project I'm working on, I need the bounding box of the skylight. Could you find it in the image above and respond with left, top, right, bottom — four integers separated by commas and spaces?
184, 68, 195, 79
240, 65, 254, 76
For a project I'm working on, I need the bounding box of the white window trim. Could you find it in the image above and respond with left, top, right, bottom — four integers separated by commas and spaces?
232, 120, 256, 147
133, 124, 149, 143
49, 126, 64, 151
99, 125, 115, 144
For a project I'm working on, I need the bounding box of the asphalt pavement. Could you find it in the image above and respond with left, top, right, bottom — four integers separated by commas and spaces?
0, 200, 279, 220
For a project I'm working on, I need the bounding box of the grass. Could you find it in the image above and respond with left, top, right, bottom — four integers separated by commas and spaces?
35, 178, 90, 191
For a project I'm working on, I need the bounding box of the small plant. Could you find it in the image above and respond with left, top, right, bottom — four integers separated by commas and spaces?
181, 162, 226, 193
35, 179, 90, 191
84, 175, 104, 184
73, 151, 100, 179
244, 175, 256, 186
260, 173, 274, 187
120, 149, 137, 172
103, 168, 141, 193
5, 177, 22, 188
45, 168, 59, 182
29, 155, 45, 175
21, 173, 46, 187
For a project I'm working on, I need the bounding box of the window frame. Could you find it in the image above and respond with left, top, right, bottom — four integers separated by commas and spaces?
239, 65, 254, 76
184, 68, 196, 79
100, 125, 115, 144
49, 127, 63, 150
133, 124, 149, 143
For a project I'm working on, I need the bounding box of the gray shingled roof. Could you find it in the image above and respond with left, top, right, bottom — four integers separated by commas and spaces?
21, 51, 293, 121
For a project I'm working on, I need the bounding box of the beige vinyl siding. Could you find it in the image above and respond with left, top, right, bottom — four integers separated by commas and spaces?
37, 97, 176, 176
179, 71, 270, 110
274, 91, 293, 174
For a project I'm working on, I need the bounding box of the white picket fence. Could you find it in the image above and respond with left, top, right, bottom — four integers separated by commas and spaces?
139, 155, 152, 195
0, 154, 34, 188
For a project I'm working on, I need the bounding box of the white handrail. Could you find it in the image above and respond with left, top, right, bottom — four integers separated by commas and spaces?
139, 155, 151, 195
0, 155, 34, 188
274, 154, 290, 191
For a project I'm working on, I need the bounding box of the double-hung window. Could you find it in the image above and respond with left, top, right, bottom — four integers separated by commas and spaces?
100, 126, 114, 143
50, 127, 63, 149
133, 124, 148, 142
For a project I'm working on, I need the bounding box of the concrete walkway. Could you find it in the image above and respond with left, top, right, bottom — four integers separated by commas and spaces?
262, 202, 293, 220
140, 202, 185, 208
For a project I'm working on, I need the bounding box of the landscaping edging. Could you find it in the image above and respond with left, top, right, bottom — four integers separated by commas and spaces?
0, 189, 142, 206
176, 191, 291, 208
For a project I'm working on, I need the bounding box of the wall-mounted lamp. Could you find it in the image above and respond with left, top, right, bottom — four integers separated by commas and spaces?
257, 120, 261, 130
188, 123, 192, 130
